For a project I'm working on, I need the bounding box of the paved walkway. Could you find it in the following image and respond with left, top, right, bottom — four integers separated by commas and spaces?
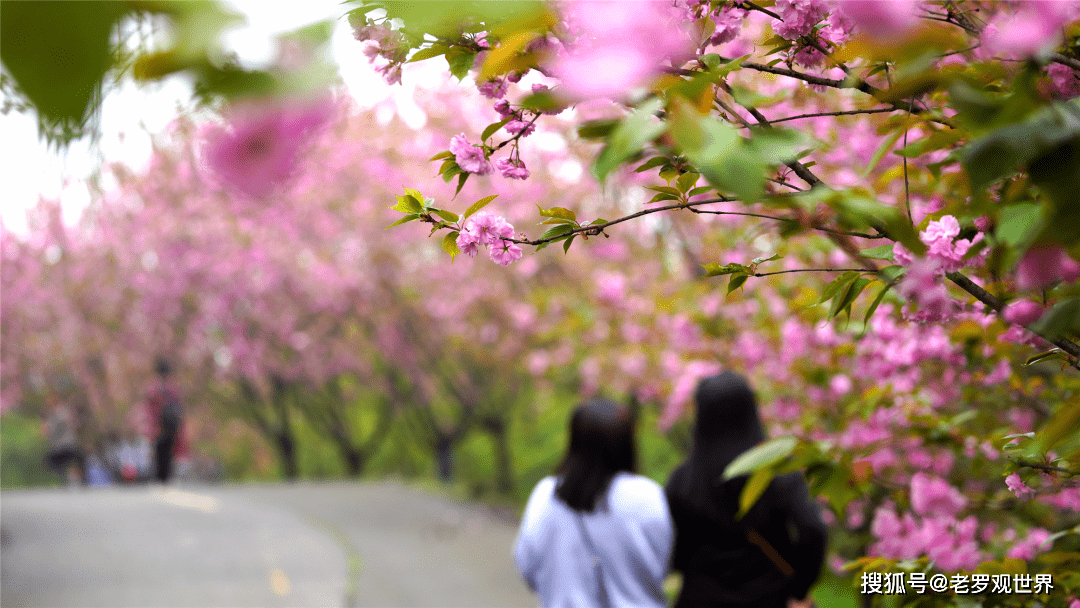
1, 481, 537, 607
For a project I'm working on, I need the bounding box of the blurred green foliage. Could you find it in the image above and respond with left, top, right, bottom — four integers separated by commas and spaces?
1, 413, 58, 489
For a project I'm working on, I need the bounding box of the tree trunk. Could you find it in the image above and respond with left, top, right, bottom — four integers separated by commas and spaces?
277, 431, 298, 480
342, 446, 365, 478
488, 421, 515, 495
435, 435, 454, 482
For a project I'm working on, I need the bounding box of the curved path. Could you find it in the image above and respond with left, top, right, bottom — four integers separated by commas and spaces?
1, 481, 536, 607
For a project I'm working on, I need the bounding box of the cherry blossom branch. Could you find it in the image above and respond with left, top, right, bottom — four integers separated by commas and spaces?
688, 207, 887, 239
764, 108, 899, 125
1009, 458, 1080, 477
1052, 53, 1080, 72
945, 271, 1080, 370
752, 267, 868, 277
495, 194, 891, 247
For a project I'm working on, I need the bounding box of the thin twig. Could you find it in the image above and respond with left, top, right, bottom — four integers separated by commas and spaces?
764, 108, 898, 125
753, 268, 867, 277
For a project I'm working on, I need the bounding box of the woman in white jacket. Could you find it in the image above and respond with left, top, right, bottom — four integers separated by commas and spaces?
514, 398, 673, 608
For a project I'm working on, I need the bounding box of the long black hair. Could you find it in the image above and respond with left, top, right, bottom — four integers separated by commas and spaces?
554, 398, 637, 512
666, 371, 767, 519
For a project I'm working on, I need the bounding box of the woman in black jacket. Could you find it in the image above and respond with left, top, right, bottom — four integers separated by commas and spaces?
665, 372, 827, 608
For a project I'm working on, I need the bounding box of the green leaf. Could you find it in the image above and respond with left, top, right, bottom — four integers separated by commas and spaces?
454, 172, 469, 197
635, 156, 669, 173
688, 186, 713, 196
432, 209, 459, 222
480, 30, 538, 80
750, 254, 782, 266
714, 53, 751, 78
1037, 396, 1080, 454
676, 172, 699, 194
864, 282, 891, 324
578, 119, 620, 139
702, 262, 748, 277
536, 205, 577, 222
408, 44, 450, 63
737, 468, 775, 519
723, 436, 798, 480
863, 128, 905, 176
645, 186, 681, 196
728, 273, 749, 294
386, 214, 419, 229
538, 223, 575, 240
1029, 298, 1080, 341
818, 271, 861, 305
996, 203, 1044, 251
392, 195, 423, 214
481, 117, 513, 141
830, 278, 871, 319
649, 192, 682, 203
442, 231, 461, 262
0, 1, 130, 139
593, 98, 666, 183
859, 244, 895, 261
445, 49, 475, 81
464, 194, 499, 220
668, 99, 765, 202
429, 150, 454, 162
1025, 350, 1067, 366
563, 235, 576, 253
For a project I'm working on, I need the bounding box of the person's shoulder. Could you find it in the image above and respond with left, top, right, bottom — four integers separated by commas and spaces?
611, 473, 667, 507
529, 475, 558, 499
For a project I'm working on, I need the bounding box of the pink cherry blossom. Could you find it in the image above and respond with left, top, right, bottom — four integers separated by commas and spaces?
910, 472, 967, 517
553, 0, 695, 100
489, 239, 523, 267
465, 212, 514, 247
981, 3, 1068, 59
772, 0, 829, 40
1006, 473, 1037, 501
1048, 63, 1080, 99
449, 133, 493, 175
709, 6, 748, 46
1015, 244, 1080, 291
456, 230, 480, 257
832, 0, 920, 41
495, 158, 530, 180
1005, 527, 1052, 560
504, 120, 535, 137
202, 97, 332, 198
1002, 300, 1044, 326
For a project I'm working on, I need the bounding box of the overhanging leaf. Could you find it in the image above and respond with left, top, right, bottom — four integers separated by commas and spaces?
723, 436, 798, 480
593, 98, 666, 182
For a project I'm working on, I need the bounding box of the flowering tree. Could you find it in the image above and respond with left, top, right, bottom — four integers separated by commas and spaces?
5, 0, 1080, 605
347, 1, 1080, 604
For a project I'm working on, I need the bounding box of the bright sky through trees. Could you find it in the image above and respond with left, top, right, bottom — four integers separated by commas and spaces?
0, 0, 428, 235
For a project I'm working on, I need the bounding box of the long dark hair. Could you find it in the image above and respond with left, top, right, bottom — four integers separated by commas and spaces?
666, 372, 767, 519
554, 398, 637, 513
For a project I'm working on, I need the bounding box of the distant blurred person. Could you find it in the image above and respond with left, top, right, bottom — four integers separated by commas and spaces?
665, 372, 827, 608
514, 398, 672, 608
145, 357, 184, 483
43, 400, 84, 487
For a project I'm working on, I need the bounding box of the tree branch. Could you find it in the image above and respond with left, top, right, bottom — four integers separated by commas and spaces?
753, 268, 867, 277
1010, 457, 1080, 477
764, 108, 899, 125
1052, 53, 1080, 72
945, 271, 1080, 370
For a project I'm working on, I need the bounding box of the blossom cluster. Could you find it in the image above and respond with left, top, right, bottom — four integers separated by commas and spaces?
869, 474, 983, 571
455, 212, 523, 267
